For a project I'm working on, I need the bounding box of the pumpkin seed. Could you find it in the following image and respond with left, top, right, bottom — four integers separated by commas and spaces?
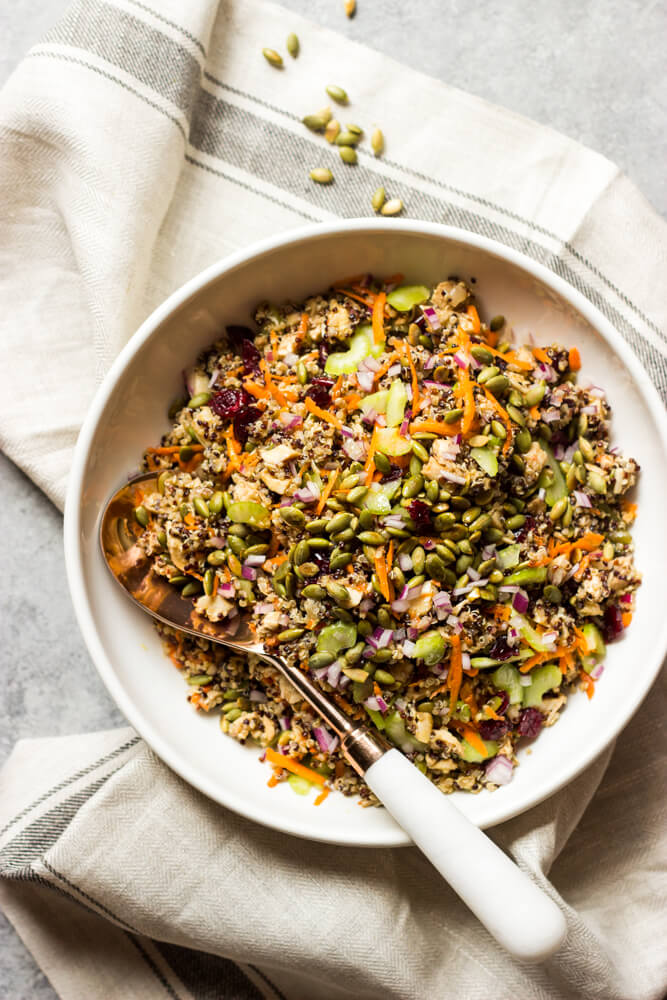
425, 553, 447, 580
278, 628, 306, 642
326, 582, 351, 607
477, 365, 500, 385
207, 550, 227, 566
411, 440, 430, 463
489, 315, 505, 331
280, 506, 307, 527
193, 497, 210, 519
297, 562, 320, 577
134, 505, 149, 528
471, 345, 493, 365
373, 452, 391, 473
326, 84, 348, 104
371, 127, 384, 155
347, 485, 369, 505
444, 407, 463, 424
506, 404, 525, 426
579, 436, 595, 462
310, 167, 334, 184
345, 642, 366, 664
344, 0, 356, 16
587, 468, 607, 494
371, 186, 386, 212
188, 391, 211, 408
543, 584, 562, 603
293, 540, 311, 565
336, 131, 359, 147
181, 581, 202, 597
339, 145, 358, 164
381, 198, 403, 216
374, 669, 396, 686
411, 546, 426, 575
209, 491, 224, 515
325, 118, 341, 143
549, 497, 569, 522
484, 374, 509, 395
402, 474, 424, 499
358, 530, 386, 545
157, 530, 167, 549
306, 517, 329, 533
262, 48, 283, 68
524, 383, 546, 407
309, 651, 334, 670
326, 512, 353, 534
515, 429, 532, 453
203, 568, 216, 596
286, 32, 299, 58
157, 470, 170, 495
302, 112, 330, 132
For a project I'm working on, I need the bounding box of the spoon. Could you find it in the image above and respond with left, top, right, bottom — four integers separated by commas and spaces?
101, 472, 567, 961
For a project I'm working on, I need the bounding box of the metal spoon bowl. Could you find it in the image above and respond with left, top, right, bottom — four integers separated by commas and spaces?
100, 471, 567, 962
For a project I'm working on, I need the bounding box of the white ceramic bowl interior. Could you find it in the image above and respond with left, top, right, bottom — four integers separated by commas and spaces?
65, 221, 667, 846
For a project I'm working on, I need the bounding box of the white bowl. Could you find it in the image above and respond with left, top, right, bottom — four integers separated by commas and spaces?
64, 220, 667, 846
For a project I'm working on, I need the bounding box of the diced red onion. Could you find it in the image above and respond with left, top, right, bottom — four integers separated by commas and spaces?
207, 367, 221, 388
384, 514, 406, 530
461, 652, 471, 670
537, 488, 546, 500
359, 596, 375, 613
467, 567, 480, 582
218, 582, 235, 597
543, 408, 560, 423
421, 305, 441, 331
294, 481, 320, 503
265, 350, 274, 362
327, 660, 343, 687
255, 601, 274, 615
433, 591, 452, 610
440, 470, 467, 485
284, 352, 298, 367
453, 578, 488, 597
405, 383, 413, 402
209, 536, 226, 549
398, 552, 413, 572
313, 726, 339, 754
357, 370, 374, 392
422, 538, 435, 550
512, 589, 529, 613
401, 639, 417, 656
376, 694, 389, 713
364, 696, 380, 711
424, 354, 437, 370
245, 554, 266, 567
343, 437, 367, 462
573, 490, 592, 508
485, 755, 514, 785
582, 404, 597, 415
553, 443, 564, 460
387, 363, 401, 377
481, 544, 496, 560
620, 593, 633, 605
541, 631, 558, 647
278, 411, 302, 429
453, 352, 469, 369
339, 425, 353, 438
279, 715, 291, 731
241, 565, 257, 581
590, 663, 605, 680
339, 674, 350, 689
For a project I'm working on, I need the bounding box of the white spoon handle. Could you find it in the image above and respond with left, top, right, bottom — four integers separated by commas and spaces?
364, 749, 567, 962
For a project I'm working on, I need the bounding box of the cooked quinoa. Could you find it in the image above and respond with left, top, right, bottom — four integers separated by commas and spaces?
133, 275, 640, 804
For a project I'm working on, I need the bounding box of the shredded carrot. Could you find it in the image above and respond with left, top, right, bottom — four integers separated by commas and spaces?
243, 380, 271, 400
622, 611, 633, 628
183, 512, 196, 528
483, 704, 503, 721
259, 359, 288, 406
532, 346, 551, 365
314, 787, 330, 806
374, 547, 391, 602
409, 419, 460, 437
315, 469, 339, 516
225, 425, 241, 458
568, 347, 581, 371
452, 721, 488, 757
298, 312, 309, 337
519, 640, 578, 673
579, 670, 595, 699
529, 405, 541, 420
386, 539, 394, 573
344, 392, 363, 411
363, 426, 378, 485
466, 304, 481, 334
372, 291, 386, 345
331, 375, 344, 400
267, 773, 282, 788
502, 350, 534, 372
447, 634, 463, 715
265, 748, 327, 786
147, 445, 203, 455
549, 532, 604, 558
339, 288, 376, 309
403, 341, 420, 414
371, 350, 399, 384
304, 396, 343, 431
560, 650, 574, 675
574, 554, 591, 581
482, 387, 513, 455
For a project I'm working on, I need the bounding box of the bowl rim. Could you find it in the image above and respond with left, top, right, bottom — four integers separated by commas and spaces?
64, 218, 667, 846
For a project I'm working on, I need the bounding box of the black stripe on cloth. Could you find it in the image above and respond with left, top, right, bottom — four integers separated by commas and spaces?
0, 735, 140, 839
154, 941, 265, 1000
126, 936, 183, 1000
44, 0, 202, 119
0, 768, 127, 871
124, 0, 207, 57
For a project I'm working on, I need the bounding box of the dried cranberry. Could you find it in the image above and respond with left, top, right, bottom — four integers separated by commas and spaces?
383, 467, 402, 482
408, 500, 431, 529
210, 388, 250, 419
306, 377, 335, 408
517, 707, 543, 739
233, 405, 260, 443
479, 718, 511, 741
488, 636, 513, 661
241, 339, 261, 374
318, 341, 330, 368
514, 515, 536, 542
226, 324, 254, 349
602, 604, 624, 643
496, 691, 510, 715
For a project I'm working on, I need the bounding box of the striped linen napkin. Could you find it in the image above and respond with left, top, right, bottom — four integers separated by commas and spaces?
0, 1, 666, 998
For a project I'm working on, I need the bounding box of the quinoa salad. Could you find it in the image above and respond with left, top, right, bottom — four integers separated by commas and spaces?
132, 274, 640, 804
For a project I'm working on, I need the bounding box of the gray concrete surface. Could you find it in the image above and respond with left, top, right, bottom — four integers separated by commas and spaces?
1, 1, 665, 996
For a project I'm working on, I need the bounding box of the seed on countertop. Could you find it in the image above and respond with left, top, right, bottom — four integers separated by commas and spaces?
302, 112, 330, 132
339, 146, 358, 164
346, 123, 364, 136
310, 167, 334, 184
381, 198, 403, 216
262, 48, 283, 68
336, 130, 360, 146
286, 33, 299, 58
371, 127, 384, 155
371, 186, 386, 212
344, 0, 356, 17
326, 84, 348, 104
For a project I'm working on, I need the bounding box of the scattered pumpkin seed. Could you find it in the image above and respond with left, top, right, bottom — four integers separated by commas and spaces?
262, 48, 283, 68
371, 186, 386, 212
286, 33, 299, 58
326, 84, 348, 104
325, 118, 341, 143
381, 197, 403, 216
344, 0, 356, 17
310, 167, 334, 184
371, 127, 384, 156
339, 145, 358, 164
